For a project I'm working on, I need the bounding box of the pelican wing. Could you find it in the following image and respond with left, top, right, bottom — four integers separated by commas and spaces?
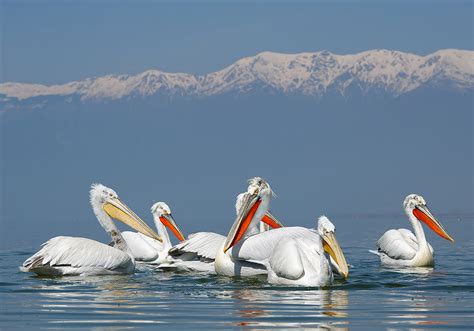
23, 236, 132, 272
168, 232, 226, 260
119, 231, 164, 261
376, 229, 417, 260
230, 227, 317, 263
397, 228, 434, 255
159, 260, 216, 273
397, 229, 419, 250
268, 238, 305, 280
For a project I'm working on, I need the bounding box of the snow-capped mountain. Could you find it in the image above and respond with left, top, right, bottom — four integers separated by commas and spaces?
1, 49, 472, 106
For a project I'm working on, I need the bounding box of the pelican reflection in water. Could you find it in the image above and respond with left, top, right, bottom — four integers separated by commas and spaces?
229, 287, 349, 329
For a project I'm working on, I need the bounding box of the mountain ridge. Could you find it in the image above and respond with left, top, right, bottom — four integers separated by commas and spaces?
1, 49, 472, 106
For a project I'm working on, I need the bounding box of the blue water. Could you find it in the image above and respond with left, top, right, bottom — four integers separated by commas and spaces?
1, 215, 473, 330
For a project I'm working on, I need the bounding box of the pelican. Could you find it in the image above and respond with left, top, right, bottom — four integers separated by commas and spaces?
215, 178, 349, 282
112, 202, 185, 265
166, 179, 283, 273
371, 194, 454, 267
22, 184, 161, 276
265, 216, 348, 286
214, 177, 283, 276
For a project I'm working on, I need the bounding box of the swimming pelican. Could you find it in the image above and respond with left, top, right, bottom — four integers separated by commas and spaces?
214, 177, 280, 276
214, 178, 349, 281
371, 194, 454, 267
114, 202, 185, 264
22, 184, 161, 276
166, 179, 283, 273
265, 216, 348, 286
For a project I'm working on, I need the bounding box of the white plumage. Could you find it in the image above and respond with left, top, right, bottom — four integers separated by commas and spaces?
268, 237, 331, 285
120, 232, 165, 262
372, 194, 453, 267
228, 217, 348, 286
269, 238, 305, 280
165, 179, 282, 273
214, 177, 275, 276
165, 224, 279, 273
375, 229, 433, 261
22, 236, 134, 276
111, 202, 185, 265
169, 232, 225, 261
228, 227, 315, 264
266, 217, 348, 286
22, 184, 161, 276
213, 177, 316, 278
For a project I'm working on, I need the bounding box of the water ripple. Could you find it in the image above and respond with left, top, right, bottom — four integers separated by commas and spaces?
1, 222, 473, 329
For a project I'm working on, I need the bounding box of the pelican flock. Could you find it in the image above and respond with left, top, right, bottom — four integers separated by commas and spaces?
22, 178, 455, 287
213, 177, 348, 285
167, 178, 283, 273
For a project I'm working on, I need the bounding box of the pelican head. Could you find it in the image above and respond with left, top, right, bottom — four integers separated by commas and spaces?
404, 194, 454, 243
318, 216, 349, 279
90, 183, 162, 242
224, 177, 279, 252
247, 177, 274, 197
151, 202, 185, 241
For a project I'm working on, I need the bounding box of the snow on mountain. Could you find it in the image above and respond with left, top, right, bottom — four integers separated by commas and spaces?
1, 49, 472, 103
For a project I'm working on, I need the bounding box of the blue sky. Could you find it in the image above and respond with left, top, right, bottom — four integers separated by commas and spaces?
2, 0, 473, 84
0, 1, 472, 250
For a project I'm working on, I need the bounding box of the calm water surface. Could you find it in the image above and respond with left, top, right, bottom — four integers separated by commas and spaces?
1, 215, 473, 330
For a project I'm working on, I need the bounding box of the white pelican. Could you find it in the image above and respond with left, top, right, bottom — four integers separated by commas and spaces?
112, 202, 185, 264
264, 216, 348, 286
214, 177, 281, 276
371, 194, 454, 267
214, 178, 349, 282
22, 184, 161, 276
166, 180, 283, 273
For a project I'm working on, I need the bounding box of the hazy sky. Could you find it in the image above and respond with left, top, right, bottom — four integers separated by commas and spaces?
1, 0, 473, 84
0, 1, 472, 251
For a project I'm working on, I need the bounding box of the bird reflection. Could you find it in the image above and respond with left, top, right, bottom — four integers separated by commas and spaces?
229, 287, 349, 329
383, 266, 434, 275
28, 273, 172, 328
384, 290, 451, 327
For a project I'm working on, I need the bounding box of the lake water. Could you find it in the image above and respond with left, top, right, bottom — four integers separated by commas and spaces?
1, 215, 473, 330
